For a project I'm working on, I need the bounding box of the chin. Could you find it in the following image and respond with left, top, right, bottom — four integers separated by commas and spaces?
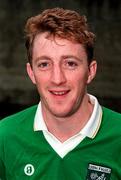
50, 108, 74, 118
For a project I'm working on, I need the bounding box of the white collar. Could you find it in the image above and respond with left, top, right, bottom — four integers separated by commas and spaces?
34, 94, 102, 139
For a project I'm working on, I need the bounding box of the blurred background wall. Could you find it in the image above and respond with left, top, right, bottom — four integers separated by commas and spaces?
0, 0, 121, 119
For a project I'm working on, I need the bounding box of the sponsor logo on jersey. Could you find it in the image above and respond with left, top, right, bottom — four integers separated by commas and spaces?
86, 163, 111, 180
24, 164, 35, 176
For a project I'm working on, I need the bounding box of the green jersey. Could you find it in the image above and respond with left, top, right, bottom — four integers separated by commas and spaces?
0, 105, 121, 180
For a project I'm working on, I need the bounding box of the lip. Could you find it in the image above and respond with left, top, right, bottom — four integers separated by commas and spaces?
49, 90, 70, 96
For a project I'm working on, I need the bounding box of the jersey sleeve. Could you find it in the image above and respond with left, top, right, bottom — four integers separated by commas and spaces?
0, 158, 5, 179
0, 124, 6, 179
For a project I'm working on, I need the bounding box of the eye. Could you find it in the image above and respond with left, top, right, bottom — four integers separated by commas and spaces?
37, 61, 51, 70
67, 61, 78, 67
64, 60, 78, 69
39, 62, 48, 68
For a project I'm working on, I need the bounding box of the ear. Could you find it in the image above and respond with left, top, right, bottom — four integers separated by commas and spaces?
26, 63, 36, 84
87, 60, 97, 84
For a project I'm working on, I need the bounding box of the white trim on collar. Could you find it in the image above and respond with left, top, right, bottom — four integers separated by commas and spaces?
81, 94, 102, 138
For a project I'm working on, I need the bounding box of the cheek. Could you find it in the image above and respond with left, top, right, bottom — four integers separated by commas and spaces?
34, 73, 50, 90
69, 71, 88, 85
71, 74, 89, 95
34, 71, 48, 82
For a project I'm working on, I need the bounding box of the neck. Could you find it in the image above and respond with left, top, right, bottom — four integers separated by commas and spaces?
41, 95, 93, 142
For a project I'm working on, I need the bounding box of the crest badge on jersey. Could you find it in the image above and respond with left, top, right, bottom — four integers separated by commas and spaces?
24, 164, 35, 176
86, 163, 111, 180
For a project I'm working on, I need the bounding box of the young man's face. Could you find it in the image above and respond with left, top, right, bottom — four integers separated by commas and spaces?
27, 33, 97, 118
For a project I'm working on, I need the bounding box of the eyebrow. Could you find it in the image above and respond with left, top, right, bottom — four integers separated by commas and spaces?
34, 56, 52, 62
61, 55, 82, 62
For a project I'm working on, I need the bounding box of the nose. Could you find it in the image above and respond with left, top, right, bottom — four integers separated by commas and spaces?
51, 64, 66, 85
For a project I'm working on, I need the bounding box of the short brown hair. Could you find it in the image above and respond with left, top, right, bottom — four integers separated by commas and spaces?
25, 7, 95, 64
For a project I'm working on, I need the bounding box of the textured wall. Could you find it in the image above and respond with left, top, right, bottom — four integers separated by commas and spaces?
0, 0, 121, 118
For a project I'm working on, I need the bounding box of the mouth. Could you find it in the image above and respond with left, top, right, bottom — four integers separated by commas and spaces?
49, 90, 70, 96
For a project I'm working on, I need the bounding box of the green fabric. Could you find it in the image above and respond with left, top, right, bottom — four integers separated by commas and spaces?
0, 105, 121, 179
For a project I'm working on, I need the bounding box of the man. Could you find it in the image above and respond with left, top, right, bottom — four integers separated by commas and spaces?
0, 7, 121, 180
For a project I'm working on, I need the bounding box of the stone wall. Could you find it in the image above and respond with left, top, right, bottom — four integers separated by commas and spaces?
0, 0, 121, 118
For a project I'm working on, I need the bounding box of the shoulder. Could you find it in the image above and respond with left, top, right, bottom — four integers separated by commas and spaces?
102, 106, 121, 120
0, 105, 37, 134
101, 106, 121, 132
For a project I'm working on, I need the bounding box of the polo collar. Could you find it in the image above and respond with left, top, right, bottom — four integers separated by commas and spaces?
34, 94, 102, 139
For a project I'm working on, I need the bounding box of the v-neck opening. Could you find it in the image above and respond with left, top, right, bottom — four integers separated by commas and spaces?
37, 131, 91, 159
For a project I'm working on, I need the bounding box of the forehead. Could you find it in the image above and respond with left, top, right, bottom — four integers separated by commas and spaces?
32, 33, 87, 59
